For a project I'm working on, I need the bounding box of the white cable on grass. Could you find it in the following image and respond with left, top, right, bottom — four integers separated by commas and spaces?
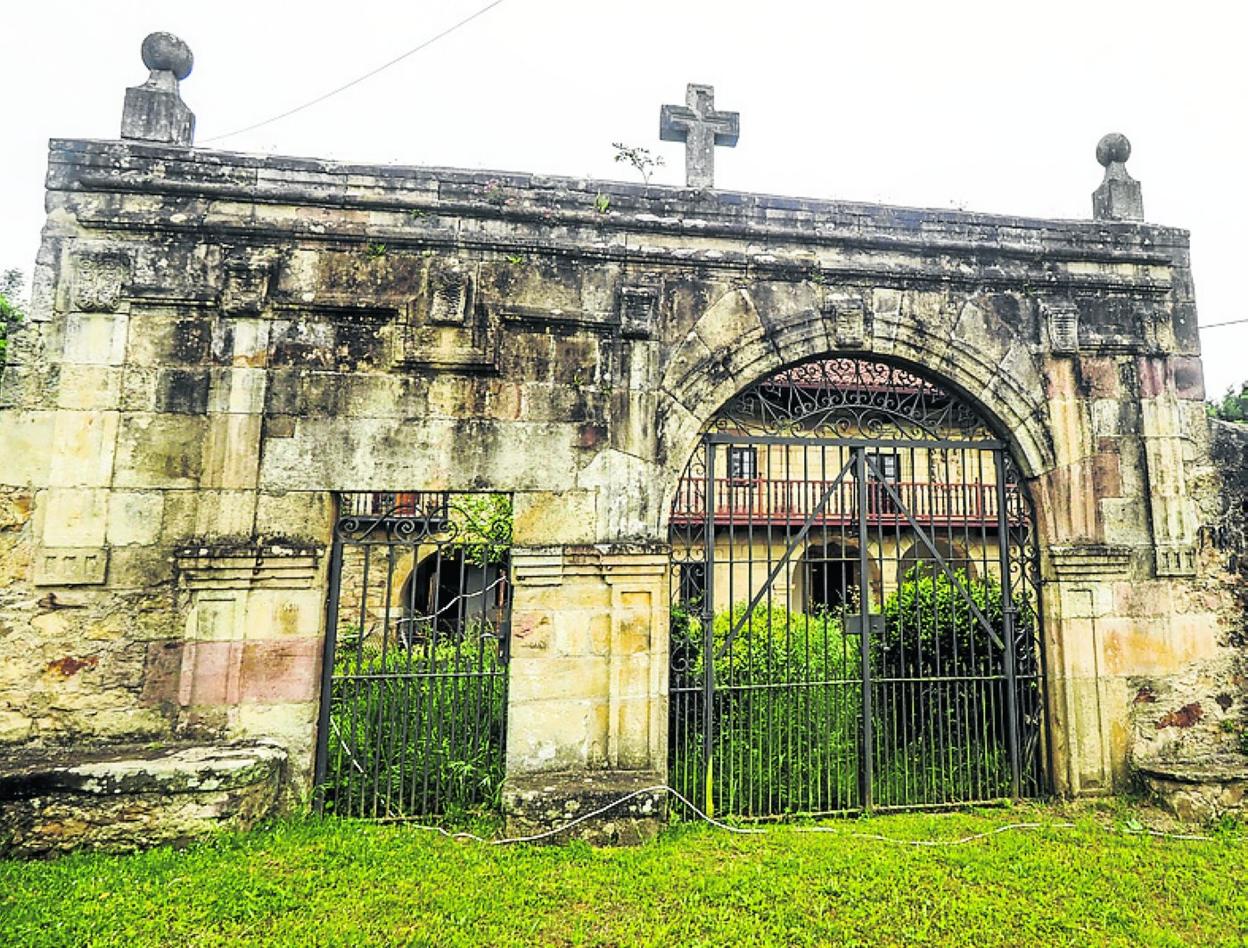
399, 784, 1221, 847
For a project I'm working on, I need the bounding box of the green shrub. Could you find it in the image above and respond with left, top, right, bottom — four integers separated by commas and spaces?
878, 568, 1035, 678
873, 569, 1038, 800
672, 603, 861, 816
670, 574, 1041, 813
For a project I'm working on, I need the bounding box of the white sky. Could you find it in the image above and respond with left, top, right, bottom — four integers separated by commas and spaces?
2, 0, 1244, 396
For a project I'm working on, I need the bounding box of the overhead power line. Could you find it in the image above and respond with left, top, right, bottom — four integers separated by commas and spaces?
1200, 317, 1248, 330
201, 0, 507, 145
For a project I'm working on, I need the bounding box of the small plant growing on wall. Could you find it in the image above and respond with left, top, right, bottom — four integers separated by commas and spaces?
612, 142, 665, 185
482, 179, 512, 207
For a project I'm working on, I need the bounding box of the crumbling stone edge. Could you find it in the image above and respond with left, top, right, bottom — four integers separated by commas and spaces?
0, 741, 287, 858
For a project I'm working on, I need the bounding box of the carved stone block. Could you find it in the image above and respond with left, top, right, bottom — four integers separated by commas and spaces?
72, 254, 130, 313
34, 547, 110, 586
393, 260, 497, 370
1046, 304, 1079, 354
618, 284, 659, 339
825, 297, 868, 349
419, 261, 472, 327
1155, 544, 1197, 577
221, 261, 273, 316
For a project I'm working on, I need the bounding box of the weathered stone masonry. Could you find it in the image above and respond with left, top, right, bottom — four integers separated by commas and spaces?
1, 42, 1245, 840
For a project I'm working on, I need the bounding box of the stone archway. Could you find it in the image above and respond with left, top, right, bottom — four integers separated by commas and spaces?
655, 285, 1057, 533
666, 350, 1048, 815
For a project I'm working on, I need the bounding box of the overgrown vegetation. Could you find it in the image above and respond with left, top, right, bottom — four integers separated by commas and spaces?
675, 603, 860, 814
449, 493, 512, 566
1209, 380, 1248, 422
0, 268, 25, 363
324, 630, 507, 818
877, 569, 1037, 789
2, 806, 1245, 946
322, 494, 514, 818
672, 571, 1040, 813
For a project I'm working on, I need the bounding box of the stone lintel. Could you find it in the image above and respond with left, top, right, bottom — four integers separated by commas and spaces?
503, 769, 665, 844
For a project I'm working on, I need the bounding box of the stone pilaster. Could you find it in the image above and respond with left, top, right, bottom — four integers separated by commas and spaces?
1137, 357, 1198, 577
1043, 544, 1133, 794
173, 544, 326, 787
503, 544, 669, 840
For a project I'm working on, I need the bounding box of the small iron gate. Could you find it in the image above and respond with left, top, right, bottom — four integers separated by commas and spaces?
669, 357, 1047, 816
315, 491, 512, 818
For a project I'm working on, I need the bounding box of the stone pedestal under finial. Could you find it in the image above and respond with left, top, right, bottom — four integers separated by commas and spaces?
1092, 132, 1143, 221
121, 32, 195, 146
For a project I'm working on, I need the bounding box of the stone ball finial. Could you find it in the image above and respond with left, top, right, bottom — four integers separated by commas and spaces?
1096, 133, 1131, 168
141, 32, 193, 80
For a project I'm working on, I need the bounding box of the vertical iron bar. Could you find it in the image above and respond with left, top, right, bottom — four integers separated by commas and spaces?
313, 523, 344, 811
994, 450, 1023, 798
702, 436, 716, 814
856, 447, 873, 812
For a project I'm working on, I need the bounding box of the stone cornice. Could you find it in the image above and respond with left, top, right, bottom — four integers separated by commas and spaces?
47, 139, 1185, 271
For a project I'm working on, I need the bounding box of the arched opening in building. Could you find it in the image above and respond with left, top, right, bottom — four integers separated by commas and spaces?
400, 550, 509, 640
895, 538, 978, 586
802, 542, 872, 613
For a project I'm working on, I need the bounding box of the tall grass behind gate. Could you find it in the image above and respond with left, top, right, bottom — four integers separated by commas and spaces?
322, 626, 507, 819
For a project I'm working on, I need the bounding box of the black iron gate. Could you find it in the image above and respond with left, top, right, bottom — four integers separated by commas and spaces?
669, 357, 1047, 816
315, 491, 512, 818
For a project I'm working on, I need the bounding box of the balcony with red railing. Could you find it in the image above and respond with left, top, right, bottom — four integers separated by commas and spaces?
669, 477, 1021, 528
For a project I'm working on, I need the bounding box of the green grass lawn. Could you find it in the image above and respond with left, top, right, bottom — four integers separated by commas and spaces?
2, 803, 1245, 947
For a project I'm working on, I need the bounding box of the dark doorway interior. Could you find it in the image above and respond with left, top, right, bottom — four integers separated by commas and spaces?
805, 544, 858, 612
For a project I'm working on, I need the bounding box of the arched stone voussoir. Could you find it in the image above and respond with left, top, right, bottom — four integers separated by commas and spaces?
689, 287, 768, 356
868, 325, 1054, 477
655, 289, 1058, 528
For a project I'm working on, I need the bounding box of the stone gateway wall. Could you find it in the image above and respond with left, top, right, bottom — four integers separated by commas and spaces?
1, 40, 1244, 836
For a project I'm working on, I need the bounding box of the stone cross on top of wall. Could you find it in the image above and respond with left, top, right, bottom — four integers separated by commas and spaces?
660, 83, 739, 189
121, 32, 196, 146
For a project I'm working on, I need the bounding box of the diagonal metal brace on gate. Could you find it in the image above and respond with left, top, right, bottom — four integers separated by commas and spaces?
715, 455, 858, 660
862, 453, 1006, 652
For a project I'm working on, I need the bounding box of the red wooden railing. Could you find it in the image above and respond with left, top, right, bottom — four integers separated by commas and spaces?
670, 478, 1017, 527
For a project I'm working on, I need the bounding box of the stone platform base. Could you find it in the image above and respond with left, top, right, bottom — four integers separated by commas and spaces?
503, 770, 666, 845
0, 742, 287, 858
1135, 756, 1248, 822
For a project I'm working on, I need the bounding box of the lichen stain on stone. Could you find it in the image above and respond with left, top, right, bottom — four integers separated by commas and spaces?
1156, 702, 1203, 729
1134, 685, 1158, 704
46, 656, 99, 677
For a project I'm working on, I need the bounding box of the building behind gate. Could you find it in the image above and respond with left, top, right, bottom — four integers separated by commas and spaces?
1, 35, 1245, 844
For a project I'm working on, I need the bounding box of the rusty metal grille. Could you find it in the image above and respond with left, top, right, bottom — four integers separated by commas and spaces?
669, 355, 1048, 817
315, 491, 512, 819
